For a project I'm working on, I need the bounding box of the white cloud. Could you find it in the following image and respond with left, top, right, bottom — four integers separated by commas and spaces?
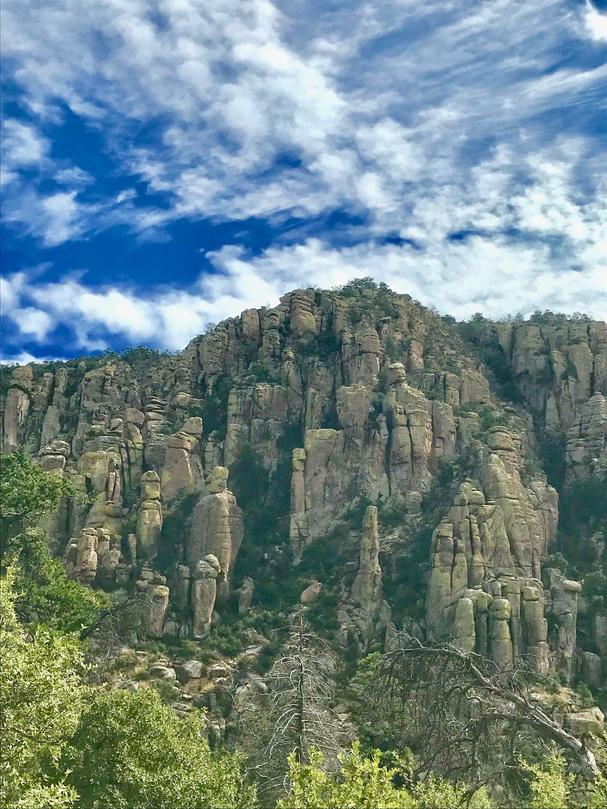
0, 351, 67, 366
0, 0, 605, 344
1, 120, 48, 168
3, 218, 605, 355
0, 120, 49, 188
3, 0, 604, 233
584, 1, 607, 41
2, 189, 95, 246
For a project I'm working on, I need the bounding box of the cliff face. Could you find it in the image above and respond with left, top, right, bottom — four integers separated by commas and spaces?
2, 282, 606, 687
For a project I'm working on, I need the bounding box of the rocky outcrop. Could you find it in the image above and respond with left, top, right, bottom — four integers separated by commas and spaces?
238, 576, 255, 614
187, 467, 243, 590
566, 393, 607, 482
65, 525, 128, 589
1, 288, 604, 675
497, 319, 607, 432
135, 567, 170, 638
2, 366, 33, 453
426, 426, 560, 673
545, 570, 582, 683
161, 416, 203, 502
350, 506, 382, 613
192, 554, 221, 638
136, 471, 163, 561
337, 505, 389, 654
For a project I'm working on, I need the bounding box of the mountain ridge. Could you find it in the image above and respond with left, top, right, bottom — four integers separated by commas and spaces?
2, 280, 606, 726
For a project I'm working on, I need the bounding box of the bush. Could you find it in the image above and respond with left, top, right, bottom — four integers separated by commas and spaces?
61, 688, 254, 809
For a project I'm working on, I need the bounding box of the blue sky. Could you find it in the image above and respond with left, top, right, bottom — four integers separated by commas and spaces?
1, 0, 606, 362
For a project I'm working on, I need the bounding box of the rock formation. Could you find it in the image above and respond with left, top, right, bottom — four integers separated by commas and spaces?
1, 285, 605, 688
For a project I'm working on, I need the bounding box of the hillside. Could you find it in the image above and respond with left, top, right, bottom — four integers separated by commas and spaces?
2, 279, 606, 803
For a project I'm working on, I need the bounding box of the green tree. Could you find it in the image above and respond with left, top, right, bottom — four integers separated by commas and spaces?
523, 754, 573, 809
278, 743, 491, 809
0, 450, 80, 561
61, 687, 254, 809
0, 450, 108, 632
0, 570, 84, 809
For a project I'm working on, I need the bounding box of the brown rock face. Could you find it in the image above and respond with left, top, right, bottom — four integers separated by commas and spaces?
425, 422, 564, 674
161, 416, 203, 502
566, 393, 607, 482
192, 555, 221, 638
137, 471, 163, 561
1, 287, 604, 670
497, 319, 607, 432
351, 505, 382, 613
187, 466, 244, 590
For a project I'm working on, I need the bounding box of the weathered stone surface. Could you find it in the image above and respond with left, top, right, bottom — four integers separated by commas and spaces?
497, 319, 607, 432
160, 416, 203, 502
564, 707, 605, 737
238, 576, 255, 613
338, 506, 389, 654
300, 581, 322, 604
137, 471, 163, 561
1, 289, 604, 668
566, 393, 607, 482
425, 436, 558, 672
351, 506, 382, 613
546, 570, 582, 683
192, 555, 220, 639
135, 569, 170, 638
176, 660, 205, 682
188, 467, 243, 589
2, 366, 33, 452
66, 527, 99, 585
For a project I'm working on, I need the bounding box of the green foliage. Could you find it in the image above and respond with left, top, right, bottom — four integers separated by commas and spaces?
209, 623, 245, 657
278, 744, 414, 809
458, 314, 522, 403
337, 277, 386, 297
61, 688, 255, 809
584, 774, 607, 809
0, 570, 84, 809
247, 360, 274, 382
538, 433, 567, 490
230, 443, 269, 512
348, 653, 400, 751
157, 492, 198, 573
278, 743, 489, 809
15, 543, 110, 632
542, 552, 570, 577
0, 451, 107, 632
583, 569, 607, 605
559, 473, 607, 578
334, 277, 400, 325
0, 450, 83, 561
562, 473, 607, 529
478, 406, 506, 433
306, 587, 340, 632
119, 346, 168, 374
230, 432, 307, 617
574, 682, 595, 709
0, 364, 11, 398
199, 376, 233, 440
522, 753, 573, 809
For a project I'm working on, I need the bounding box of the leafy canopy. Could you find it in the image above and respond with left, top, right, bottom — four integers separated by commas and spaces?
61, 687, 255, 809
278, 743, 491, 809
0, 450, 108, 631
0, 570, 84, 809
0, 449, 81, 560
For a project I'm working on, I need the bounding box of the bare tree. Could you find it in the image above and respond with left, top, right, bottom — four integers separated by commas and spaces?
375, 636, 600, 800
80, 591, 153, 683
240, 614, 351, 801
